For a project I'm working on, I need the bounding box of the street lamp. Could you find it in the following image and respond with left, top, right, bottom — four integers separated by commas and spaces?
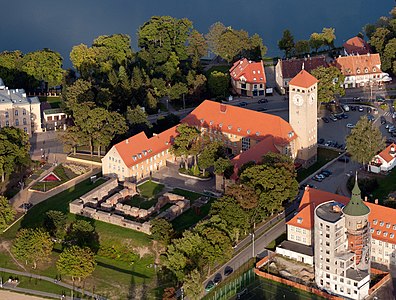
249, 232, 255, 259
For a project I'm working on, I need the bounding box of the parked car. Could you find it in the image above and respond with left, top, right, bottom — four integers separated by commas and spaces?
353, 96, 362, 101
392, 132, 396, 137
380, 116, 386, 125
346, 123, 355, 128
257, 107, 268, 112
300, 183, 315, 190
312, 175, 323, 182
336, 114, 343, 120
324, 140, 333, 146
238, 101, 248, 107
350, 106, 357, 111
205, 281, 215, 292
321, 117, 329, 123
213, 273, 222, 285
224, 266, 234, 277
318, 138, 325, 144
316, 174, 325, 180
321, 170, 332, 177
343, 105, 350, 112
329, 115, 337, 122
367, 107, 372, 113
358, 106, 364, 112
338, 156, 350, 163
341, 113, 349, 119
386, 123, 392, 129
367, 114, 375, 121
258, 98, 268, 104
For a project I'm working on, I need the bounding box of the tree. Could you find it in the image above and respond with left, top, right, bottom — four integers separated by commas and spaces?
0, 196, 15, 231
226, 184, 258, 209
169, 82, 188, 101
311, 66, 345, 103
364, 24, 377, 39
198, 141, 222, 176
369, 27, 391, 54
21, 49, 64, 88
278, 30, 295, 58
214, 157, 233, 178
145, 91, 158, 111
162, 287, 177, 300
57, 246, 96, 282
186, 71, 207, 98
44, 210, 67, 240
161, 244, 188, 281
207, 71, 229, 97
381, 38, 396, 72
321, 27, 336, 49
183, 269, 203, 300
346, 116, 385, 166
0, 127, 30, 182
187, 30, 208, 68
240, 153, 298, 218
216, 29, 249, 62
171, 124, 200, 169
248, 33, 267, 60
12, 228, 53, 269
294, 40, 310, 55
66, 220, 99, 252
309, 33, 324, 52
206, 22, 227, 55
126, 105, 151, 128
151, 218, 174, 245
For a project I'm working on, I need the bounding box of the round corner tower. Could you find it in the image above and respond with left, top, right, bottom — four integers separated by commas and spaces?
342, 175, 371, 271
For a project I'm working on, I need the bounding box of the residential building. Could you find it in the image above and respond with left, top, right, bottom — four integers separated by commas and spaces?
275, 56, 328, 94
334, 53, 390, 88
42, 108, 68, 131
368, 143, 396, 173
229, 58, 266, 97
102, 126, 178, 181
276, 180, 396, 299
0, 78, 42, 135
343, 36, 371, 56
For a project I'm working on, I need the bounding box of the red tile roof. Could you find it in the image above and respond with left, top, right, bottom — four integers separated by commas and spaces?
289, 69, 318, 88
182, 100, 296, 146
377, 143, 396, 163
288, 188, 396, 244
281, 56, 328, 79
230, 136, 279, 180
343, 36, 371, 55
334, 53, 382, 76
114, 126, 178, 168
229, 58, 266, 84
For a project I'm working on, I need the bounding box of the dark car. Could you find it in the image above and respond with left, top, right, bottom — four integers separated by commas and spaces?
350, 106, 357, 111
205, 281, 215, 292
258, 98, 268, 104
342, 114, 348, 119
336, 114, 343, 120
367, 107, 372, 113
321, 117, 329, 123
338, 156, 350, 163
224, 266, 234, 277
257, 107, 268, 112
318, 138, 325, 144
353, 96, 362, 101
381, 116, 386, 125
300, 183, 315, 190
321, 170, 332, 177
213, 273, 222, 285
239, 101, 248, 107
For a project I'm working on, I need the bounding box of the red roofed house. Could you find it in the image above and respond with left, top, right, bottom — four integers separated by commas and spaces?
343, 36, 371, 56
276, 180, 396, 299
229, 58, 266, 97
368, 143, 396, 173
275, 56, 328, 94
334, 53, 390, 88
102, 126, 178, 181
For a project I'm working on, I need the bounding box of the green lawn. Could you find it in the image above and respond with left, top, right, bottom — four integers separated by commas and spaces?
371, 168, 396, 202
205, 65, 231, 76
171, 188, 202, 201
39, 96, 62, 109
137, 180, 164, 198
297, 147, 340, 182
172, 201, 212, 232
123, 195, 157, 210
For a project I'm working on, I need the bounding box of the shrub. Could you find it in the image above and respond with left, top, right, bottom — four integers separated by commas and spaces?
97, 242, 139, 264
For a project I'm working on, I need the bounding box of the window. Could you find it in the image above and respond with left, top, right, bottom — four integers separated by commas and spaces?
15, 110, 18, 116
241, 137, 250, 151
15, 119, 19, 126
5, 112, 8, 118
22, 109, 26, 115
373, 219, 378, 225
23, 118, 27, 125
386, 223, 391, 228
23, 127, 27, 133
380, 221, 384, 227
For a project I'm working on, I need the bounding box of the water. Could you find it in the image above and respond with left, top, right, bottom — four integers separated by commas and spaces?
1, 0, 394, 67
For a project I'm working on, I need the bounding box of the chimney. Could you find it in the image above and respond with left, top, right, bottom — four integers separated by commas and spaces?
220, 104, 227, 113
125, 139, 129, 144
375, 199, 379, 204
364, 196, 368, 202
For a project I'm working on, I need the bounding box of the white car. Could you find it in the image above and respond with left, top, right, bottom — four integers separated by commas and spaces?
343, 105, 350, 112
358, 106, 364, 112
346, 123, 355, 128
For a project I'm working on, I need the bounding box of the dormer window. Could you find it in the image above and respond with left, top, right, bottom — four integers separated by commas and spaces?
256, 132, 260, 136
297, 217, 303, 224
258, 70, 260, 74
384, 231, 388, 237
364, 68, 368, 73
237, 127, 241, 132
356, 68, 361, 74
210, 120, 214, 125
143, 150, 147, 156
219, 123, 223, 128
386, 223, 390, 229
370, 228, 374, 233
391, 233, 395, 238
132, 155, 137, 161
377, 230, 381, 235
393, 225, 396, 230
373, 219, 378, 225
200, 118, 204, 124
228, 125, 232, 130
253, 78, 256, 81
288, 131, 294, 138
373, 67, 376, 72
247, 129, 251, 134
138, 154, 142, 159
380, 221, 384, 227
253, 70, 256, 74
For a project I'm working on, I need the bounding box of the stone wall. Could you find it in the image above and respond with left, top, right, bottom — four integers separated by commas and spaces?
79, 178, 118, 204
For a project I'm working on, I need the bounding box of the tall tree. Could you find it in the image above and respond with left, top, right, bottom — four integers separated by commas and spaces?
311, 66, 345, 103
171, 124, 200, 169
346, 116, 385, 166
186, 71, 207, 98
150, 218, 174, 245
12, 228, 53, 269
382, 38, 396, 72
309, 33, 324, 52
56, 246, 96, 282
44, 210, 67, 240
205, 22, 227, 55
207, 71, 229, 97
278, 30, 295, 58
183, 269, 203, 300
369, 27, 391, 54
187, 30, 208, 68
294, 40, 310, 55
321, 27, 336, 49
214, 157, 233, 178
21, 49, 64, 88
0, 196, 15, 231
66, 220, 99, 252
198, 141, 222, 176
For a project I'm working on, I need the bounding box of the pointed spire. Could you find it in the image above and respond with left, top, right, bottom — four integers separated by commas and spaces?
343, 172, 370, 216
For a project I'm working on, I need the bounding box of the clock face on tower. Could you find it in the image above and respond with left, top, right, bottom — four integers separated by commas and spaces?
309, 93, 315, 105
293, 94, 304, 106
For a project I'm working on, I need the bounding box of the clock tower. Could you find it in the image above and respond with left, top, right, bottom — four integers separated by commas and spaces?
289, 69, 318, 167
